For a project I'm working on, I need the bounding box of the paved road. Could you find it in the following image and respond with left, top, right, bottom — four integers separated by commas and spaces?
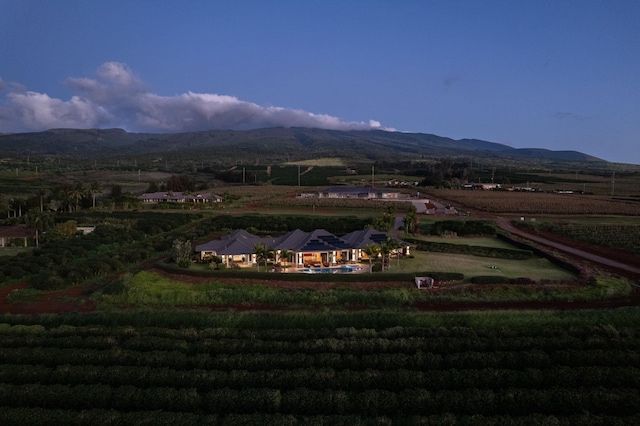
495, 217, 640, 277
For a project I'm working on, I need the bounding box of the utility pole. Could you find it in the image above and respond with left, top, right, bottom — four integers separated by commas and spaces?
371, 165, 375, 188
611, 171, 615, 196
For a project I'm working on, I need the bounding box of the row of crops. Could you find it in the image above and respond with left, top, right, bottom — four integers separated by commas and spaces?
2, 311, 640, 424
549, 224, 640, 254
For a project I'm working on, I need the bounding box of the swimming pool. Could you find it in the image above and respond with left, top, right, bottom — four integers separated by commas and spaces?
298, 265, 363, 274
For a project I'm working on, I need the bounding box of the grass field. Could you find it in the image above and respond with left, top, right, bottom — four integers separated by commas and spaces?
398, 251, 575, 281
0, 247, 32, 257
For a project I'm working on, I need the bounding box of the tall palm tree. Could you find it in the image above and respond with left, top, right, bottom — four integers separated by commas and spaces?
35, 189, 48, 212
385, 237, 402, 268
362, 243, 381, 273
89, 182, 103, 208
253, 242, 268, 272
25, 209, 54, 248
403, 205, 418, 235
67, 183, 86, 212
279, 249, 292, 268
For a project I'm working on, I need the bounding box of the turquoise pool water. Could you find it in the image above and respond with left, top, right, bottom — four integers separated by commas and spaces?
298, 265, 363, 274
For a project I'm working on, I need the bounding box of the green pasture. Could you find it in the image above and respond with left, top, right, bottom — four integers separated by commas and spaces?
284, 157, 346, 167
397, 251, 575, 281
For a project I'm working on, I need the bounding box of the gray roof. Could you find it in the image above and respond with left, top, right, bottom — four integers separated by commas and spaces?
195, 228, 408, 256
341, 228, 408, 248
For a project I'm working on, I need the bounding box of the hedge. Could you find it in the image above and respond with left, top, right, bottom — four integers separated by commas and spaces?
405, 237, 533, 260
154, 261, 464, 283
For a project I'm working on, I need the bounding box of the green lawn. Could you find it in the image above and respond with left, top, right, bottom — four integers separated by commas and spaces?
394, 251, 575, 281
0, 247, 32, 257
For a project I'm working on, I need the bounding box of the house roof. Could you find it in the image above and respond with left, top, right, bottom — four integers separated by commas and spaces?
195, 228, 406, 255
0, 224, 32, 238
341, 228, 403, 248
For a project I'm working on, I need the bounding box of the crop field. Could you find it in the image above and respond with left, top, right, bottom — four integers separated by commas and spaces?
1, 310, 640, 424
545, 224, 640, 255
427, 189, 640, 215
531, 172, 640, 196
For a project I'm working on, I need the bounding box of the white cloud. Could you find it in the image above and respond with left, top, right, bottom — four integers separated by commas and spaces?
0, 62, 391, 133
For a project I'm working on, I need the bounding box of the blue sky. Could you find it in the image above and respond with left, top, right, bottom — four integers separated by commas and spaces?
1, 1, 638, 164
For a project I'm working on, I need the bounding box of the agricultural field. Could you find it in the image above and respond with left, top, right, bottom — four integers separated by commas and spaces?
528, 223, 640, 255
426, 189, 640, 216
1, 155, 640, 422
1, 310, 640, 424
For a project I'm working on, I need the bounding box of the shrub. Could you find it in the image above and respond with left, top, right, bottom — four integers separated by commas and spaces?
470, 276, 511, 285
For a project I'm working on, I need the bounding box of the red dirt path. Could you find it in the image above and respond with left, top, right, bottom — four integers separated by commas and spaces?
0, 282, 97, 314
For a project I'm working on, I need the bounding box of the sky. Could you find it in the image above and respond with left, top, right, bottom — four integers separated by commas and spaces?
1, 1, 639, 164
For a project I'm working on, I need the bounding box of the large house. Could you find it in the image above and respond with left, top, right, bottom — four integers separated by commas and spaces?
195, 228, 410, 268
138, 191, 222, 204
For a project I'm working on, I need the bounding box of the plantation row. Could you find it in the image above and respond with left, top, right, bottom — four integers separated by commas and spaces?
427, 189, 640, 215
2, 363, 640, 391
260, 196, 414, 211
2, 346, 639, 373
2, 409, 637, 426
1, 383, 639, 417
1, 311, 640, 421
549, 223, 640, 254
2, 332, 639, 355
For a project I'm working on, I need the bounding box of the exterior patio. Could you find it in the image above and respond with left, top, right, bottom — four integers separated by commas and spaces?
195, 228, 410, 270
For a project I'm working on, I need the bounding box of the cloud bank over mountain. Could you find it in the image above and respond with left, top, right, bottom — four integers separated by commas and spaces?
0, 62, 391, 133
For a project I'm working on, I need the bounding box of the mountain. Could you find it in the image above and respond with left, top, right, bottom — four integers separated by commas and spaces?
0, 127, 605, 164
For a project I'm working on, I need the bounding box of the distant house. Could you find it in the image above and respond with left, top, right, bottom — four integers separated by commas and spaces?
316, 186, 401, 199
423, 202, 437, 215
0, 225, 31, 247
195, 228, 410, 268
464, 183, 501, 190
138, 191, 222, 204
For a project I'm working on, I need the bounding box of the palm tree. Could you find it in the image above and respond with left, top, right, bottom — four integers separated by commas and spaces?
89, 182, 103, 208
403, 205, 418, 235
385, 237, 402, 268
253, 242, 268, 272
362, 243, 381, 273
380, 239, 393, 271
279, 249, 292, 268
25, 209, 54, 248
0, 196, 10, 218
67, 183, 86, 212
35, 189, 47, 212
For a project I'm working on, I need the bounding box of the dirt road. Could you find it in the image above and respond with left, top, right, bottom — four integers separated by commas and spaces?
495, 217, 640, 278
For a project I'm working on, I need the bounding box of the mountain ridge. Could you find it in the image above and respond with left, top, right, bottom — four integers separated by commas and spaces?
0, 127, 606, 164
